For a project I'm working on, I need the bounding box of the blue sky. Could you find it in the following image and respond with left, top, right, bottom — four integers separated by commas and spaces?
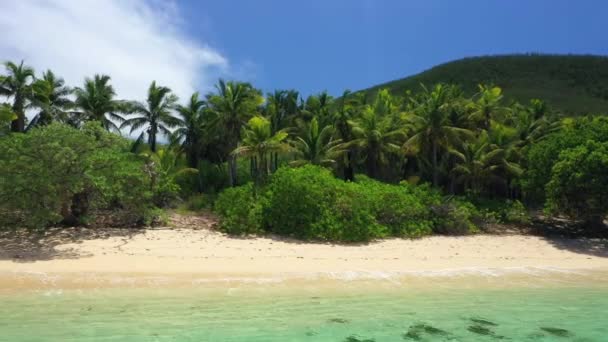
1, 1, 606, 102
180, 0, 608, 97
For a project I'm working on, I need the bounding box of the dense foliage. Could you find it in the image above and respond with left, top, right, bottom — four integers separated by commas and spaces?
0, 123, 153, 228
546, 141, 608, 228
522, 116, 608, 202
360, 54, 608, 116
1, 57, 606, 234
215, 166, 480, 242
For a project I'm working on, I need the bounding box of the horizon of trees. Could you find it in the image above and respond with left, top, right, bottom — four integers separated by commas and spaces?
0, 59, 559, 193
2, 59, 606, 230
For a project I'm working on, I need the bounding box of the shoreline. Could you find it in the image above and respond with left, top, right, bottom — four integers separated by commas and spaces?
3, 267, 608, 293
1, 216, 608, 290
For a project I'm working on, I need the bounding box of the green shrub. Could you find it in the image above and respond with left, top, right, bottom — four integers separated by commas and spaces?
215, 165, 476, 242
471, 198, 531, 225
523, 116, 608, 203
321, 182, 388, 242
502, 200, 530, 224
432, 199, 480, 235
214, 183, 262, 235
360, 178, 437, 237
263, 165, 344, 240
182, 194, 216, 211
546, 140, 608, 228
0, 123, 154, 229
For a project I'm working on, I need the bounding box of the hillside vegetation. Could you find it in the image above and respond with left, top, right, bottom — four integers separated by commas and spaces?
359, 54, 608, 115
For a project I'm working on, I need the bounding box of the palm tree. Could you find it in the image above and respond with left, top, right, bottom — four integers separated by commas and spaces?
232, 116, 289, 185
469, 84, 506, 130
73, 74, 129, 131
28, 70, 73, 128
403, 84, 473, 186
511, 99, 560, 148
174, 92, 208, 167
207, 79, 263, 186
140, 147, 198, 206
302, 91, 333, 127
450, 131, 523, 195
0, 60, 35, 132
349, 106, 403, 179
332, 90, 364, 181
290, 117, 343, 167
121, 81, 179, 152
265, 89, 300, 171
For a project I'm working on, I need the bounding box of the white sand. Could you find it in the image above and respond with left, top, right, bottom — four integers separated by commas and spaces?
1, 214, 607, 285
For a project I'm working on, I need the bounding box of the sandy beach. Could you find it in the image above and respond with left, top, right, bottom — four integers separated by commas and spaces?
1, 214, 607, 287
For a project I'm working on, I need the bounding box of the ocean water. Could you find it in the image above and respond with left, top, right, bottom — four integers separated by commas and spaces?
1, 272, 608, 341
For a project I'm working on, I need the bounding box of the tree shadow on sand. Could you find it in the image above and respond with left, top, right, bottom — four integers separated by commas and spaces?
527, 217, 608, 258
0, 227, 146, 262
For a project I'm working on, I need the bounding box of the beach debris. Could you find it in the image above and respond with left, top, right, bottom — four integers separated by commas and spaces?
540, 327, 573, 337
403, 323, 450, 340
328, 318, 350, 324
344, 335, 375, 342
470, 317, 498, 326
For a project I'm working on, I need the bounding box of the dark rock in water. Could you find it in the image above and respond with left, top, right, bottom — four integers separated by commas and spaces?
402, 330, 421, 341
403, 323, 450, 340
328, 318, 350, 324
344, 335, 375, 342
540, 327, 573, 337
467, 325, 506, 339
468, 325, 492, 335
527, 332, 545, 339
471, 318, 498, 326
414, 323, 449, 336
305, 330, 317, 336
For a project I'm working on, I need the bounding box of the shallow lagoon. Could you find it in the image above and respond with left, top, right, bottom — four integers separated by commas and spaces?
1, 271, 607, 341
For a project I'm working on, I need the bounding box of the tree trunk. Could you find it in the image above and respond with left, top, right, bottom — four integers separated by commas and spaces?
150, 129, 157, 152
10, 116, 24, 132
367, 151, 377, 179
343, 150, 355, 181
229, 154, 238, 187
432, 141, 439, 187
10, 97, 25, 132
70, 191, 90, 222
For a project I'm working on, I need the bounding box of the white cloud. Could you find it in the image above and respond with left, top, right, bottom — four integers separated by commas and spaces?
0, 0, 228, 102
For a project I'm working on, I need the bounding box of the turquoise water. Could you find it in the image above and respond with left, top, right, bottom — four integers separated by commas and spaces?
1, 277, 608, 341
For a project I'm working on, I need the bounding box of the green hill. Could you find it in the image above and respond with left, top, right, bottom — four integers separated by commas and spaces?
359, 54, 608, 115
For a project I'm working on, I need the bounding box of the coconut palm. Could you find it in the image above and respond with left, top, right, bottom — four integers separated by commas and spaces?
28, 70, 73, 128
349, 105, 404, 179
450, 131, 523, 195
403, 84, 473, 186
207, 79, 263, 186
511, 99, 560, 148
121, 81, 179, 152
174, 92, 208, 167
302, 91, 333, 127
469, 84, 507, 130
265, 89, 300, 171
290, 117, 343, 167
332, 90, 365, 181
140, 147, 198, 206
232, 116, 289, 185
0, 60, 35, 132
73, 74, 129, 132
